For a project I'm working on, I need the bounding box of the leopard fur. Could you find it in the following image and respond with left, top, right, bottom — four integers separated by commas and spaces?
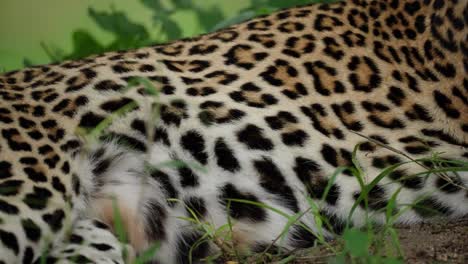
0, 0, 467, 263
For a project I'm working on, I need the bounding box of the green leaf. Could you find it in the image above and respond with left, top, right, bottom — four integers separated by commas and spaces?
211, 10, 256, 31
68, 30, 104, 59
195, 6, 225, 32
160, 19, 183, 40
140, 0, 169, 13
112, 198, 127, 244
88, 7, 150, 41
22, 58, 34, 68
133, 242, 160, 264
343, 229, 370, 257
40, 42, 66, 62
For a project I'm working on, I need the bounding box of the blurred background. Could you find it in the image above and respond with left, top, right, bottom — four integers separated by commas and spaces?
0, 0, 332, 72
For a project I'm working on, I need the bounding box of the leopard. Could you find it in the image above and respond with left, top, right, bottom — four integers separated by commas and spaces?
0, 0, 467, 263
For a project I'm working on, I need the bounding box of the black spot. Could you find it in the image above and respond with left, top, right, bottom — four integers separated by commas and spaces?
433, 0, 444, 9
144, 200, 167, 241
44, 93, 60, 103
33, 106, 45, 117
433, 90, 460, 118
38, 145, 53, 156
0, 180, 23, 196
319, 210, 346, 234
248, 33, 276, 48
93, 219, 110, 230
278, 21, 305, 33
19, 117, 36, 129
150, 170, 178, 206
52, 99, 70, 112
178, 166, 199, 187
371, 154, 399, 167
265, 116, 284, 130
61, 161, 70, 174
289, 224, 317, 248
75, 95, 89, 107
139, 64, 155, 72
79, 112, 105, 129
180, 130, 208, 165
321, 144, 338, 167
153, 127, 170, 146
91, 243, 113, 251
293, 157, 340, 205
160, 104, 186, 127
434, 63, 456, 78
47, 127, 65, 143
189, 44, 219, 55
323, 37, 344, 60
2, 128, 32, 151
331, 102, 363, 131
175, 232, 210, 264
404, 1, 421, 16
184, 196, 207, 218
254, 158, 299, 212
23, 167, 47, 182
260, 60, 303, 96
413, 197, 453, 217
23, 246, 34, 264
353, 185, 388, 211
204, 70, 238, 85
21, 219, 41, 242
406, 104, 433, 122
44, 154, 60, 169
68, 255, 94, 263
100, 133, 147, 152
368, 115, 405, 129
23, 186, 52, 210
60, 140, 81, 153
214, 138, 240, 173
52, 177, 66, 194
224, 44, 257, 69
405, 145, 430, 154
42, 209, 65, 232
281, 130, 309, 146
247, 19, 273, 31
0, 199, 19, 214
100, 98, 136, 113
237, 124, 274, 151
0, 112, 13, 124
219, 183, 267, 221
131, 119, 147, 136
69, 234, 84, 244
347, 56, 382, 92
92, 157, 112, 177
389, 167, 423, 189
112, 64, 131, 74
314, 14, 343, 31
304, 61, 342, 96
436, 176, 462, 193
94, 80, 124, 92
251, 243, 281, 255
0, 161, 13, 179
161, 85, 176, 95
0, 229, 19, 255
421, 129, 466, 147
27, 130, 43, 140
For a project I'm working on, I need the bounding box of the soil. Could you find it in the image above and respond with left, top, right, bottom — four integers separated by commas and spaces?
281, 218, 468, 264
396, 218, 468, 263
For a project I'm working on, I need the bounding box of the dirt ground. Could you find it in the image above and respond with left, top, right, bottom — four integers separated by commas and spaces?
396, 218, 468, 263
285, 218, 468, 264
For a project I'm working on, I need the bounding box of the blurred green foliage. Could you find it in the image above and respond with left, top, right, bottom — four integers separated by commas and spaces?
38, 0, 333, 65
